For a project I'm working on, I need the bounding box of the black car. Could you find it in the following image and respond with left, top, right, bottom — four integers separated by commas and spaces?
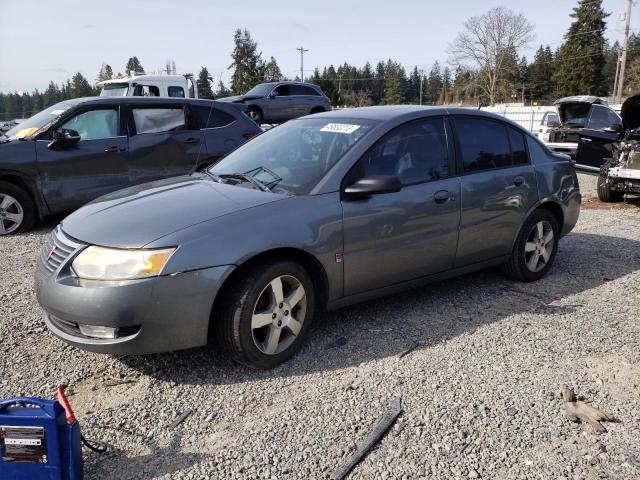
575, 101, 628, 172
217, 82, 332, 125
0, 97, 261, 234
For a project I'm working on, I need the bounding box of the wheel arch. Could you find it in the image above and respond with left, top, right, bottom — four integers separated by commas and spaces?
0, 171, 47, 218
208, 247, 330, 336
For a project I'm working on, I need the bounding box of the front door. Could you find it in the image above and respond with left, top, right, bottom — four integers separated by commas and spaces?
576, 104, 622, 171
126, 104, 204, 185
36, 106, 129, 213
266, 84, 294, 122
452, 117, 539, 267
342, 117, 461, 296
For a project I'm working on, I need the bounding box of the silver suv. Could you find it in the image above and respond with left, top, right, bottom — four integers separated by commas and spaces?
217, 82, 332, 124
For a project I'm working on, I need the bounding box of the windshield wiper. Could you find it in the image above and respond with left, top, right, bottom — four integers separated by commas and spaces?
219, 173, 271, 192
203, 170, 223, 183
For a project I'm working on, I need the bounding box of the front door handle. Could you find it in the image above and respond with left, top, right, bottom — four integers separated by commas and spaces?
184, 137, 199, 144
434, 190, 450, 204
104, 145, 124, 152
513, 176, 525, 186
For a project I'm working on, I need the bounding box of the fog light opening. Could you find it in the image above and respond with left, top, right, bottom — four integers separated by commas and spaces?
78, 324, 118, 339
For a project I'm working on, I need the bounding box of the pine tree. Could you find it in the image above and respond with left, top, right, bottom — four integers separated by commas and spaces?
228, 29, 265, 94
382, 60, 406, 105
197, 67, 214, 98
70, 73, 93, 98
125, 56, 145, 75
262, 56, 283, 82
426, 62, 442, 105
528, 46, 556, 103
215, 81, 230, 98
97, 63, 114, 82
554, 0, 609, 96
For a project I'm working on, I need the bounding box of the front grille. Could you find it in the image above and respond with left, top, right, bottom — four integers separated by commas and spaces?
38, 227, 83, 274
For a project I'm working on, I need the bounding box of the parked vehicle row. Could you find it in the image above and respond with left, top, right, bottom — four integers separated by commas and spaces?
0, 97, 261, 234
35, 106, 581, 369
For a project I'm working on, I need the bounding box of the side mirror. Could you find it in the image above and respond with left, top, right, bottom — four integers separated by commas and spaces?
344, 175, 402, 199
604, 124, 622, 133
48, 129, 80, 149
268, 92, 277, 99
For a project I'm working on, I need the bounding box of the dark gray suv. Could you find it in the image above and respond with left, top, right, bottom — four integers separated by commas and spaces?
217, 82, 331, 124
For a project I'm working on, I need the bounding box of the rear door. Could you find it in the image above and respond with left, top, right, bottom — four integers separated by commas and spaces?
35, 105, 129, 213
290, 85, 317, 116
126, 103, 204, 185
576, 104, 622, 171
452, 117, 538, 268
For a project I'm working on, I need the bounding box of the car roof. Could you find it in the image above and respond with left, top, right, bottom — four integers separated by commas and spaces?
58, 96, 221, 108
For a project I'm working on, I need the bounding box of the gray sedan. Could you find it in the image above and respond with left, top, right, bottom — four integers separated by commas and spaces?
35, 106, 581, 369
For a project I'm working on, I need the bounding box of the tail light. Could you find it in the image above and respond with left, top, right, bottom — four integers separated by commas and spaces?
243, 133, 257, 140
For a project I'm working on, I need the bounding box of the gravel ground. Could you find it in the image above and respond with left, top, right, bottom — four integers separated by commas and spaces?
1, 173, 639, 480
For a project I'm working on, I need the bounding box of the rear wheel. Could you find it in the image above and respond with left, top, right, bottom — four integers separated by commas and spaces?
215, 260, 315, 369
0, 181, 36, 235
503, 209, 559, 282
597, 174, 624, 202
246, 107, 263, 125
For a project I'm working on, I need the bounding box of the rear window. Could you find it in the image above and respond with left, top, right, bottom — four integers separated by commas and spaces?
168, 86, 185, 98
133, 107, 185, 134
192, 106, 236, 128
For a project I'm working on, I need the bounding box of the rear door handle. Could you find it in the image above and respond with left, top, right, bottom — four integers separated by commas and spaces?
184, 137, 199, 144
580, 137, 592, 142
434, 190, 450, 204
513, 176, 525, 186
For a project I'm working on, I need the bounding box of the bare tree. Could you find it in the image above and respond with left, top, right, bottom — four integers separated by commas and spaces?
449, 7, 534, 106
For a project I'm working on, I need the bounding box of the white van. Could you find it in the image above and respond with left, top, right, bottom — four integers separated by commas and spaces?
98, 74, 199, 98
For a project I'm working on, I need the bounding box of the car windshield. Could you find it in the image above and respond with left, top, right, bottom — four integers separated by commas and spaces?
244, 84, 275, 97
100, 83, 129, 96
209, 118, 376, 195
5, 102, 73, 139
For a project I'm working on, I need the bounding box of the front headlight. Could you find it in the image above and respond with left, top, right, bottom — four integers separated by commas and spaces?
71, 246, 175, 281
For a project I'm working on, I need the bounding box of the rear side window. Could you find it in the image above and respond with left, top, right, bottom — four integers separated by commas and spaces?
357, 117, 450, 185
508, 127, 528, 165
168, 86, 185, 98
133, 107, 185, 134
455, 118, 512, 172
291, 85, 321, 96
193, 106, 236, 128
59, 109, 119, 141
586, 105, 622, 130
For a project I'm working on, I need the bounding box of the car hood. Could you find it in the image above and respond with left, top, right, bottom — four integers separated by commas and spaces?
621, 94, 640, 130
216, 94, 262, 103
61, 175, 286, 248
554, 96, 606, 125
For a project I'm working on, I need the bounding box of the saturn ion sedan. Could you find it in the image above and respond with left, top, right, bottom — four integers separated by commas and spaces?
35, 106, 581, 369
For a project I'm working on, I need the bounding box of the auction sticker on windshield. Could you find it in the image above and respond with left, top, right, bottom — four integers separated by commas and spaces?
320, 123, 360, 134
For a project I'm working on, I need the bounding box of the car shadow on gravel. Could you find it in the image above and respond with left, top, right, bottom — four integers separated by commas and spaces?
119, 232, 640, 384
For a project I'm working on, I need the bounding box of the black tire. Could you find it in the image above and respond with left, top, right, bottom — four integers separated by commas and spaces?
0, 181, 36, 235
503, 209, 559, 282
246, 107, 263, 125
215, 260, 315, 369
597, 174, 624, 202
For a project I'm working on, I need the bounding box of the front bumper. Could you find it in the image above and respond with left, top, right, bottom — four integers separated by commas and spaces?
35, 234, 234, 354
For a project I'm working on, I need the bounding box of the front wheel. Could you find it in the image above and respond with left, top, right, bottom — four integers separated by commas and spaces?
0, 181, 36, 235
246, 107, 263, 125
215, 260, 315, 369
503, 210, 559, 282
597, 174, 624, 202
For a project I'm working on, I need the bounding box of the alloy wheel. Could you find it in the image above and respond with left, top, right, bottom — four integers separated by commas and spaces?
247, 110, 260, 123
524, 220, 554, 273
251, 275, 307, 355
0, 193, 24, 235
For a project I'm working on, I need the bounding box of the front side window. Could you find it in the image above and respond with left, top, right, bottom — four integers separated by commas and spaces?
587, 105, 622, 131
273, 85, 290, 97
455, 118, 512, 172
133, 107, 185, 134
168, 86, 185, 98
209, 118, 375, 195
355, 118, 450, 185
59, 109, 119, 141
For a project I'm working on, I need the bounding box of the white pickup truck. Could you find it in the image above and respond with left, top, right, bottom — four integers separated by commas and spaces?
98, 74, 199, 99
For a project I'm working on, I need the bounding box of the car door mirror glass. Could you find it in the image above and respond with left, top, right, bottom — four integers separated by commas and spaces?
48, 128, 80, 149
344, 175, 402, 199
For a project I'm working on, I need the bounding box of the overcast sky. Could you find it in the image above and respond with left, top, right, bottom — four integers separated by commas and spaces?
0, 0, 636, 93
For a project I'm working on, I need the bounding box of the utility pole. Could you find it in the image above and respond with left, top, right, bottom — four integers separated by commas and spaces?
296, 46, 308, 82
615, 0, 633, 103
